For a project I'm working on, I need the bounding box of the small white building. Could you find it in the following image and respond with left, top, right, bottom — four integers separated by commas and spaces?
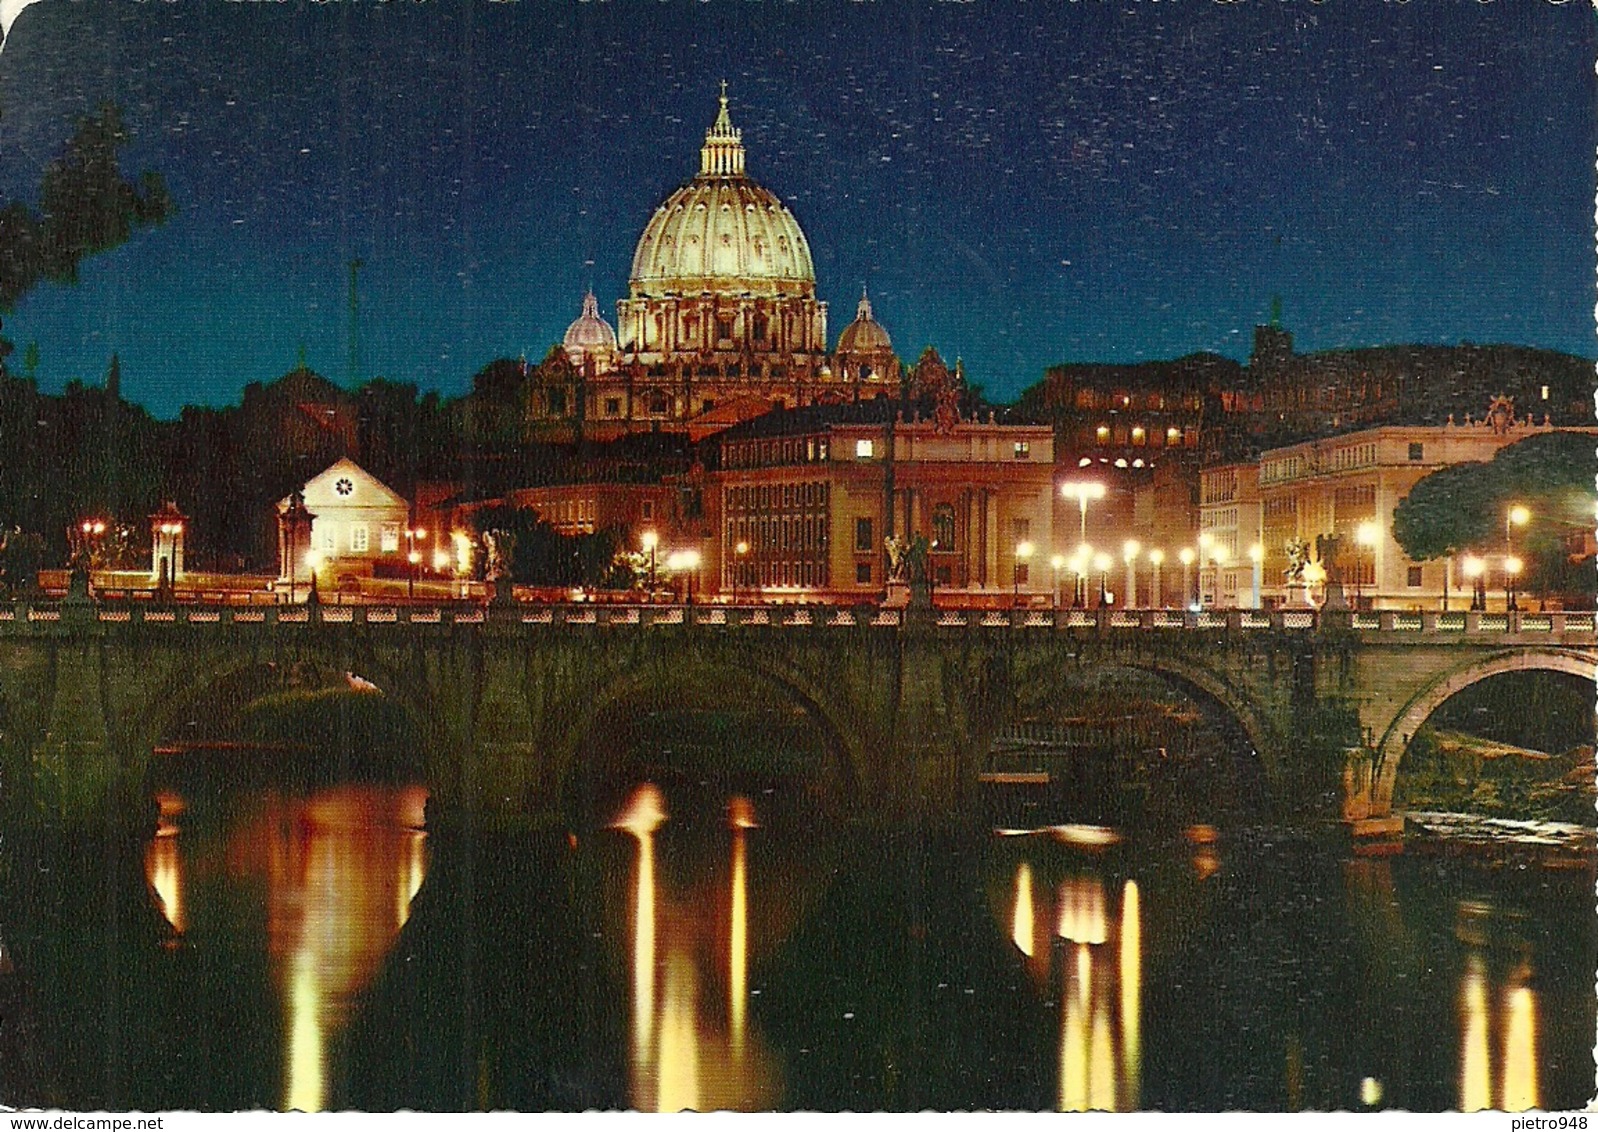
279, 458, 410, 586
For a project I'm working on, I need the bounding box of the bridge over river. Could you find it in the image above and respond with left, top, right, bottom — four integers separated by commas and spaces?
2, 597, 1592, 836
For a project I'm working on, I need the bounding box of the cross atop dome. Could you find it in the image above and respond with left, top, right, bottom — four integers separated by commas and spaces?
700, 83, 746, 178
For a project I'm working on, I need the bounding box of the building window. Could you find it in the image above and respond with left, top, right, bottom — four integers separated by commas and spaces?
855, 438, 875, 459
1407, 566, 1424, 588
855, 517, 873, 552
605, 397, 622, 416
702, 399, 716, 413
717, 316, 734, 341
1096, 425, 1110, 442
649, 391, 669, 415
642, 500, 654, 520
932, 504, 956, 551
548, 389, 566, 415
1541, 385, 1550, 400
1012, 517, 1031, 542
316, 524, 337, 552
856, 562, 872, 584
351, 524, 370, 553
1013, 441, 1030, 459
1408, 442, 1424, 461
379, 523, 400, 553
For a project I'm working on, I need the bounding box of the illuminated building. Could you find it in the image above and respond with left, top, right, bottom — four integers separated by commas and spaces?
1253, 417, 1594, 610
534, 88, 902, 441
277, 458, 410, 588
708, 403, 1055, 600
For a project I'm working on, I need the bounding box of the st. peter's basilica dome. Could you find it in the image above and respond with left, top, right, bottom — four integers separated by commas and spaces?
627, 86, 817, 300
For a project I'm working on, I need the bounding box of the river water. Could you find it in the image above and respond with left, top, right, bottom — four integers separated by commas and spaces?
2, 777, 1593, 1111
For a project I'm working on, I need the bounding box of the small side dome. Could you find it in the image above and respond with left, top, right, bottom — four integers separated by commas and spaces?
563, 291, 619, 364
836, 289, 892, 354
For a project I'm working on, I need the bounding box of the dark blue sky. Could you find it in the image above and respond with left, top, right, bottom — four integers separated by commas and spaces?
0, 0, 1592, 418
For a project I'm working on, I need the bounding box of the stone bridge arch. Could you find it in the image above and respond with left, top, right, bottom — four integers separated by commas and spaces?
534, 636, 870, 823
125, 640, 452, 793
1005, 639, 1287, 813
1370, 646, 1598, 815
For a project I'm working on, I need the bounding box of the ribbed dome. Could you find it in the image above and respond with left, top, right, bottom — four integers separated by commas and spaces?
629, 89, 816, 299
562, 291, 618, 359
836, 290, 892, 353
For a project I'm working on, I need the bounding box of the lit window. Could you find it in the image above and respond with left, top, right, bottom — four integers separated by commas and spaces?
316, 524, 337, 552
1541, 385, 1550, 400
351, 524, 369, 553
1167, 427, 1180, 442
856, 438, 875, 459
1096, 425, 1110, 442
379, 523, 400, 553
1131, 427, 1145, 445
1013, 441, 1030, 459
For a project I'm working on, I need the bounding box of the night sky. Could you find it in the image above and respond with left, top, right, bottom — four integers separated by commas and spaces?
0, 0, 1592, 418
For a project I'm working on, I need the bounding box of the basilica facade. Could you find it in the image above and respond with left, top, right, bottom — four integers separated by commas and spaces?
531, 88, 901, 441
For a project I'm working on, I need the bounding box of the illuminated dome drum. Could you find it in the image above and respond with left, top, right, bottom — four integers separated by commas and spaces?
616, 87, 829, 391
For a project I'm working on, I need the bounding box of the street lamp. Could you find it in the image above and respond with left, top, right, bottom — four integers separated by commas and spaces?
405, 527, 428, 600
1093, 551, 1112, 607
1148, 548, 1165, 608
1356, 521, 1380, 609
1462, 554, 1486, 611
734, 539, 749, 602
1121, 539, 1141, 609
1014, 540, 1034, 607
1060, 482, 1107, 545
1179, 547, 1196, 610
1072, 543, 1093, 607
641, 530, 659, 596
1505, 505, 1529, 611
1504, 555, 1523, 613
1050, 553, 1066, 609
667, 548, 701, 605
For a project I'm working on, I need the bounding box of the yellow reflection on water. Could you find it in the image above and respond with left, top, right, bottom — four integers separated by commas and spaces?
616, 787, 776, 1112
1012, 863, 1035, 958
1119, 880, 1140, 1109
145, 803, 185, 934
147, 784, 430, 1113
1045, 870, 1140, 1112
730, 822, 749, 1059
1460, 954, 1491, 1112
1500, 974, 1539, 1112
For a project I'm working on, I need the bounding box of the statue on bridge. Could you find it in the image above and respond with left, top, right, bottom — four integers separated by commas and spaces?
1315, 532, 1349, 611
484, 528, 518, 606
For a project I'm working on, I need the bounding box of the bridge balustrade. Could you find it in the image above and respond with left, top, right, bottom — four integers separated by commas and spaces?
1, 599, 1593, 644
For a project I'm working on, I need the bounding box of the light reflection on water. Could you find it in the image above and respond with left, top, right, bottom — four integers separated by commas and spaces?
143, 785, 429, 1112
613, 784, 777, 1112
1003, 832, 1553, 1113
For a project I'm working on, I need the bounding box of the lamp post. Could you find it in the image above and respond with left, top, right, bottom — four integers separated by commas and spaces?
734, 539, 749, 602
642, 530, 659, 597
1148, 548, 1165, 609
1121, 539, 1141, 609
1093, 551, 1112, 608
667, 548, 701, 605
1462, 554, 1486, 611
1248, 543, 1264, 610
1356, 521, 1380, 609
1504, 555, 1522, 614
1060, 482, 1107, 546
1050, 554, 1066, 609
1179, 547, 1195, 610
1072, 544, 1092, 607
1505, 504, 1529, 611
1014, 540, 1034, 607
405, 527, 428, 601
